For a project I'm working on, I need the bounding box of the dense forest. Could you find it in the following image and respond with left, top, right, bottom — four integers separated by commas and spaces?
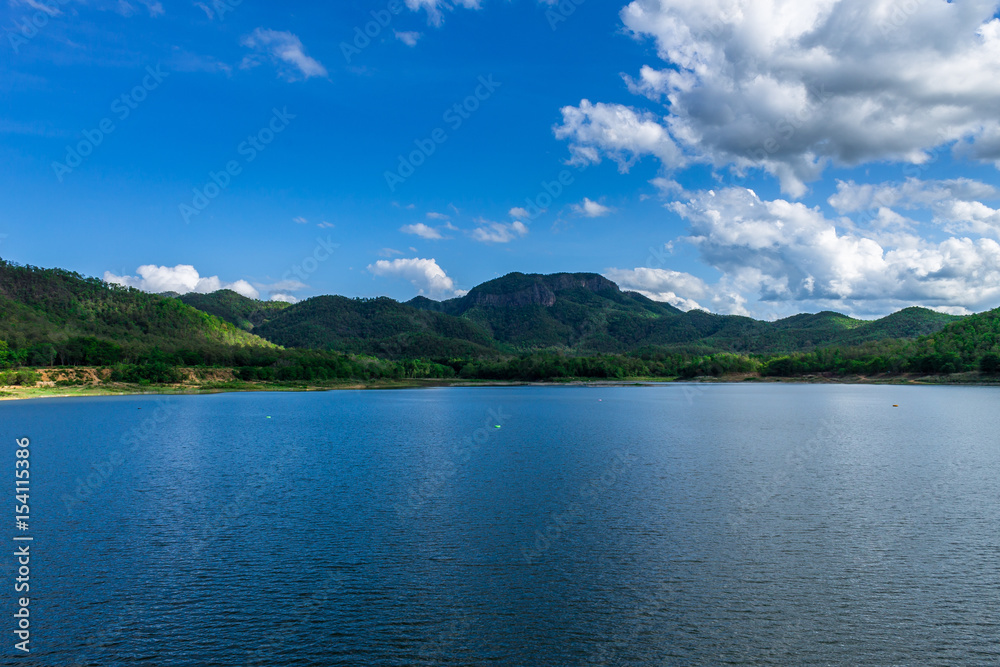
1, 258, 999, 385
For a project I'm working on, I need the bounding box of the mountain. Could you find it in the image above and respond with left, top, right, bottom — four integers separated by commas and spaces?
0, 260, 966, 367
404, 273, 961, 354
408, 272, 683, 352
184, 271, 960, 357
0, 259, 274, 365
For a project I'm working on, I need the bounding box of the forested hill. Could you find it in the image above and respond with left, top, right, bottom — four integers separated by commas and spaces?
175, 271, 962, 356
177, 290, 291, 332
0, 260, 274, 366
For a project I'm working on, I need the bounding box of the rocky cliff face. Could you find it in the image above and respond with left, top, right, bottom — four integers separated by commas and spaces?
463, 273, 619, 309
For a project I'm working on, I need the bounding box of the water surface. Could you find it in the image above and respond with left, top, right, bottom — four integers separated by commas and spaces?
4, 384, 999, 665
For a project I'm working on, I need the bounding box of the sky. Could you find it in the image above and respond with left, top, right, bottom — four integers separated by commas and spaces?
4, 0, 1000, 319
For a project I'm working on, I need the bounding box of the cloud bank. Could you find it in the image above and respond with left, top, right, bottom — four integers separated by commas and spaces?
557, 0, 1000, 197
611, 185, 1000, 317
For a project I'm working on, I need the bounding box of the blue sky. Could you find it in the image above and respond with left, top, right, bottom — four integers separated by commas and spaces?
4, 0, 1000, 319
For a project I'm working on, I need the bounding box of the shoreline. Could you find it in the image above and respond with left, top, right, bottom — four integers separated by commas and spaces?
2, 372, 1000, 402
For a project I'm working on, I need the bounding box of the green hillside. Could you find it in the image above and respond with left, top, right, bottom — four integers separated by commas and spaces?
908, 307, 1000, 372
177, 289, 292, 331
254, 295, 499, 358
836, 307, 962, 345
0, 259, 274, 365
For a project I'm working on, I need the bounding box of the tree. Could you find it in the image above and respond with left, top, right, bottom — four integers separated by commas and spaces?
980, 353, 1000, 374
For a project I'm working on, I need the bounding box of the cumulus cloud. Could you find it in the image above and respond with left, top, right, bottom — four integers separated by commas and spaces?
830, 177, 1000, 238
830, 178, 1000, 213
105, 265, 260, 299
367, 257, 463, 298
572, 198, 615, 218
604, 267, 708, 311
509, 207, 532, 218
557, 0, 1000, 196
554, 100, 683, 172
665, 187, 1000, 316
270, 294, 299, 304
471, 219, 529, 243
400, 223, 444, 240
241, 29, 328, 80
394, 30, 422, 46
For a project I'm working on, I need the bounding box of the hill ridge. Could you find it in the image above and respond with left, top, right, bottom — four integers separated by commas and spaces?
174, 270, 961, 357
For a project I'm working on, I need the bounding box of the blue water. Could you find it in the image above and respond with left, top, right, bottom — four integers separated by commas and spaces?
2, 384, 999, 665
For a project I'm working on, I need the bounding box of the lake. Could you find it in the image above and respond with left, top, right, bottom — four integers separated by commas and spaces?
4, 384, 999, 665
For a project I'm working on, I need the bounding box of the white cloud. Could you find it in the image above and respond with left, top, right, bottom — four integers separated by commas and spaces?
104, 265, 260, 299
934, 200, 1000, 238
404, 0, 482, 26
400, 223, 444, 240
367, 257, 462, 298
14, 0, 163, 16
241, 29, 328, 80
665, 187, 1000, 316
293, 216, 308, 224
426, 211, 450, 220
829, 178, 1000, 213
554, 99, 683, 172
317, 221, 335, 229
471, 219, 529, 243
604, 267, 708, 311
572, 198, 615, 218
830, 177, 1000, 238
509, 207, 532, 218
270, 293, 299, 304
394, 30, 422, 47
379, 248, 404, 257
558, 0, 1000, 197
